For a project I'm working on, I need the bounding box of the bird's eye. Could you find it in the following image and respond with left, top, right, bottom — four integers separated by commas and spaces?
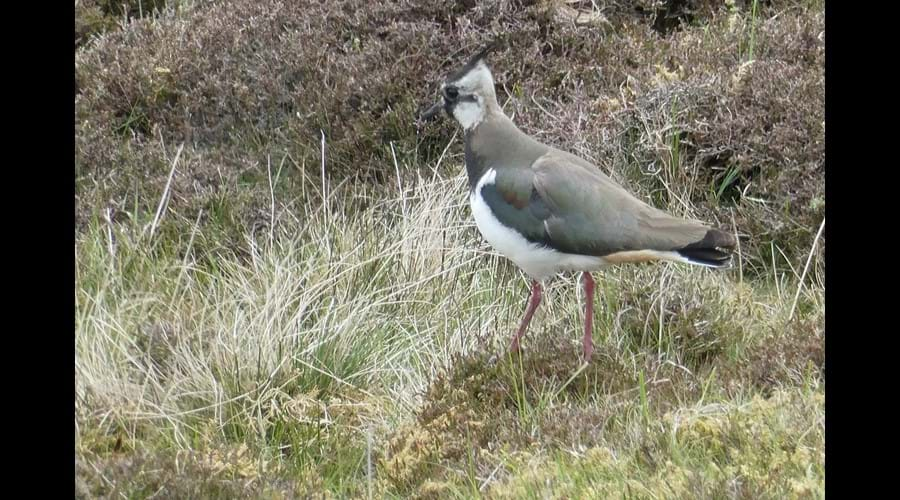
444, 86, 459, 100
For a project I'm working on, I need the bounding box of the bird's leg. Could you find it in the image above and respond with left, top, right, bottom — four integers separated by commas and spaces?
582, 272, 595, 362
510, 280, 542, 353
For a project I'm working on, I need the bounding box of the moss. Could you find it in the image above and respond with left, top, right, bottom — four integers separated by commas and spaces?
491, 388, 823, 498
76, 445, 286, 499
381, 334, 683, 495
76, 0, 824, 496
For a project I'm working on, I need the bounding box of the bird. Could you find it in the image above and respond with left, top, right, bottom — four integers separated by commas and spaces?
419, 44, 736, 362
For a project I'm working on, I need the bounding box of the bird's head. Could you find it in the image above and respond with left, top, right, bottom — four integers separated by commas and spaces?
419, 43, 500, 131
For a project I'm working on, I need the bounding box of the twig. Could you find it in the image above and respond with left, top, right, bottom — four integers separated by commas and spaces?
267, 155, 275, 245
730, 208, 742, 285
771, 241, 781, 300
321, 130, 328, 210
432, 129, 459, 180
174, 209, 204, 293
366, 426, 373, 500
103, 207, 116, 265
149, 143, 183, 240
789, 217, 826, 321
391, 141, 406, 215
530, 91, 557, 121
479, 457, 508, 492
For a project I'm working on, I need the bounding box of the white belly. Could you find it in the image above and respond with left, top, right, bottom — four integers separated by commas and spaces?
469, 169, 606, 281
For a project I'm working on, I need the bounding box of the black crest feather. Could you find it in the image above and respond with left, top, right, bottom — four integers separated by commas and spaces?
447, 40, 501, 82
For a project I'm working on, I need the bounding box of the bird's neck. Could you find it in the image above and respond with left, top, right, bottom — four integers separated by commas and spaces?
463, 106, 544, 191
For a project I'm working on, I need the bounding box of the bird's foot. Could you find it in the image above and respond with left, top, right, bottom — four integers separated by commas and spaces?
582, 340, 593, 364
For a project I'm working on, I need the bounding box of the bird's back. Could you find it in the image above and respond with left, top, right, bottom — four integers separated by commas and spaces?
466, 111, 735, 265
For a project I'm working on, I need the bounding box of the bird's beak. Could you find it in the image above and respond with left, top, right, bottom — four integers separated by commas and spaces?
418, 99, 444, 123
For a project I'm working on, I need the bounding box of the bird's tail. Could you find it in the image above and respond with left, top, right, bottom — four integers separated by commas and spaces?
675, 228, 737, 268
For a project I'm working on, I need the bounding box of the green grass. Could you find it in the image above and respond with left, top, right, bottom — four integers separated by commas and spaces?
76, 161, 824, 497
747, 0, 761, 62
735, 0, 763, 63
75, 1, 824, 497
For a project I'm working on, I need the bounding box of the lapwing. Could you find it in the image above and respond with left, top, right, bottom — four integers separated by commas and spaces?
419, 45, 736, 362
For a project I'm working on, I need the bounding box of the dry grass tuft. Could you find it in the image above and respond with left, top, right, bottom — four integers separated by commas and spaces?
75, 0, 824, 495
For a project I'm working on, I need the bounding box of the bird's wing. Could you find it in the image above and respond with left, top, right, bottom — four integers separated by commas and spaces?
480, 149, 731, 258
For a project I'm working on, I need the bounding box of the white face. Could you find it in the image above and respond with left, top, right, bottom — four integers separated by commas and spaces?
443, 62, 495, 131
451, 97, 484, 131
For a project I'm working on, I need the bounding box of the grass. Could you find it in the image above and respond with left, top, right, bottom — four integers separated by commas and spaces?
76, 155, 823, 497
746, 0, 761, 62
75, 0, 824, 497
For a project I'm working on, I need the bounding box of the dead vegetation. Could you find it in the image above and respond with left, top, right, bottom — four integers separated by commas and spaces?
380, 281, 823, 497
75, 0, 824, 497
76, 0, 823, 269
